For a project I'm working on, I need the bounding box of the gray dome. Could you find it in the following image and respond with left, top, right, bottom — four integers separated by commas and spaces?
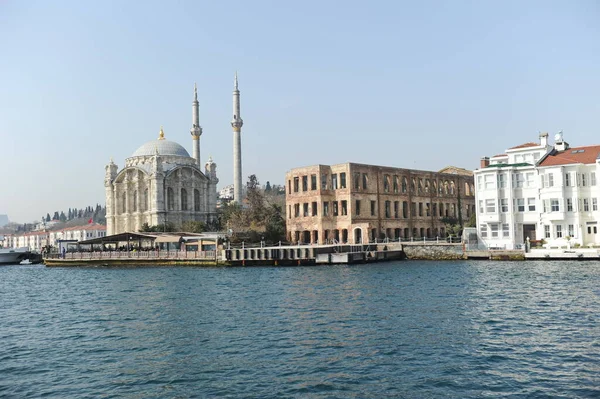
131, 139, 190, 158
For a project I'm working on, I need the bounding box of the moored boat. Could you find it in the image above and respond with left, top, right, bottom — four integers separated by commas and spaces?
0, 247, 29, 265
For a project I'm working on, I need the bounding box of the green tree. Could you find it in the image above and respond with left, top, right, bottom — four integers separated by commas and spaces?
265, 181, 272, 192
181, 221, 206, 233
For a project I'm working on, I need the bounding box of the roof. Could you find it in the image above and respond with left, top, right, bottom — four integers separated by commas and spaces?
484, 163, 533, 168
538, 145, 600, 167
130, 139, 190, 158
508, 142, 539, 150
491, 153, 508, 158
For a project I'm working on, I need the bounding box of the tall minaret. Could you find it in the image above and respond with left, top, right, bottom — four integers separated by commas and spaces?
231, 72, 244, 203
190, 83, 202, 167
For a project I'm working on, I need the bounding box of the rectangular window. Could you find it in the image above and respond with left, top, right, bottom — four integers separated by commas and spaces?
485, 199, 495, 213
303, 203, 309, 217
543, 173, 554, 187
333, 201, 339, 216
527, 198, 536, 212
311, 201, 317, 216
565, 173, 570, 187
341, 200, 347, 215
582, 173, 587, 187
568, 224, 574, 237
502, 223, 510, 237
584, 198, 589, 212
340, 172, 347, 189
526, 173, 534, 187
371, 201, 376, 216
394, 201, 399, 218
393, 176, 399, 193
517, 198, 525, 212
514, 173, 524, 188
402, 201, 408, 218
544, 225, 550, 238
477, 176, 483, 190
293, 177, 299, 193
321, 174, 328, 190
353, 173, 360, 190
426, 202, 430, 217
385, 201, 391, 218
593, 198, 598, 211
591, 172, 596, 186
332, 174, 338, 190
498, 174, 506, 189
411, 202, 417, 217
500, 199, 508, 213
310, 174, 317, 190
294, 204, 300, 217
556, 225, 563, 238
551, 199, 560, 212
485, 175, 495, 189
567, 198, 573, 212
479, 200, 484, 214
356, 200, 361, 216
480, 224, 488, 238
302, 176, 308, 191
418, 202, 423, 217
432, 203, 437, 217
323, 201, 329, 216
490, 223, 499, 238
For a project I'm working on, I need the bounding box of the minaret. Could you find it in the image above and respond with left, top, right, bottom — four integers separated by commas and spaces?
231, 72, 244, 203
190, 83, 202, 167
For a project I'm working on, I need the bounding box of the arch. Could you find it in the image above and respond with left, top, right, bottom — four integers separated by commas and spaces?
444, 180, 449, 195
393, 175, 399, 193
464, 182, 470, 196
418, 178, 423, 193
411, 178, 416, 192
181, 188, 188, 210
425, 179, 430, 193
450, 181, 456, 195
194, 189, 200, 211
354, 227, 363, 244
433, 180, 437, 195
167, 187, 175, 210
402, 177, 408, 193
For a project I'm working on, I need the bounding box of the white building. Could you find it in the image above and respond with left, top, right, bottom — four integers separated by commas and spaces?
2, 225, 107, 252
474, 132, 600, 249
219, 184, 235, 200
104, 85, 219, 235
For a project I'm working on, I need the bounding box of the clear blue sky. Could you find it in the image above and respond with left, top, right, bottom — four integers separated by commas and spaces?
1, 0, 599, 223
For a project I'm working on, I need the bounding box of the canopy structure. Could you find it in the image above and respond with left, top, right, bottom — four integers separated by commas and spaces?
78, 232, 159, 246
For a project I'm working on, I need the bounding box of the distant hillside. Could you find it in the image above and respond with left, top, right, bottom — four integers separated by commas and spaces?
0, 214, 8, 227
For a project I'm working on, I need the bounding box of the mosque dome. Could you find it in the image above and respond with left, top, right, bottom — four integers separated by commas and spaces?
130, 127, 191, 158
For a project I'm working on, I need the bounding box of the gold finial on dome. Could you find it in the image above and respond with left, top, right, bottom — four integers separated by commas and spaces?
158, 126, 165, 140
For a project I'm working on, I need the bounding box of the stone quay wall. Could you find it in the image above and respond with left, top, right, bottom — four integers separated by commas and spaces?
402, 243, 465, 260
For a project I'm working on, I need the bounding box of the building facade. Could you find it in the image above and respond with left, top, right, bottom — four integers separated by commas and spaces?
285, 163, 475, 244
1, 224, 107, 252
104, 86, 219, 235
474, 132, 600, 249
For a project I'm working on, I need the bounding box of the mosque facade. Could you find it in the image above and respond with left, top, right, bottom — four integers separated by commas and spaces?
104, 85, 219, 235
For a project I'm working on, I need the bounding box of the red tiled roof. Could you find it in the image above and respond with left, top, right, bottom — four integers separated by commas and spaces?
538, 145, 600, 167
508, 142, 539, 150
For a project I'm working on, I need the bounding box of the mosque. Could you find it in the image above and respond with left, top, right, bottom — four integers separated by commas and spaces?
104, 76, 244, 235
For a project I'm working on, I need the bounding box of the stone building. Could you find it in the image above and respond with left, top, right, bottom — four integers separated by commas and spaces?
104, 85, 219, 235
285, 163, 475, 244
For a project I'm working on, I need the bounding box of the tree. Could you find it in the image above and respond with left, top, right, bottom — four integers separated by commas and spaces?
246, 174, 266, 224
265, 181, 272, 192
59, 211, 67, 222
46, 213, 51, 222
53, 211, 59, 221
181, 221, 206, 233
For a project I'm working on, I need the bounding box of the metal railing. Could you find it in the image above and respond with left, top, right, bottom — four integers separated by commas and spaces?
45, 250, 217, 260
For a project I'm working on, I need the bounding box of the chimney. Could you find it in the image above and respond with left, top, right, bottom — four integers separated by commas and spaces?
539, 132, 549, 147
480, 157, 490, 168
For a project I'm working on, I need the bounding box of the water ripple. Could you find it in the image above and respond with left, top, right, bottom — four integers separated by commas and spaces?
0, 261, 599, 398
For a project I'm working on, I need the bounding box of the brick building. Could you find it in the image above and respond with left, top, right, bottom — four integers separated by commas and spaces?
285, 163, 475, 244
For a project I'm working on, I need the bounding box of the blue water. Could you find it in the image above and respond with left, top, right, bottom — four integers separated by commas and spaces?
0, 261, 598, 398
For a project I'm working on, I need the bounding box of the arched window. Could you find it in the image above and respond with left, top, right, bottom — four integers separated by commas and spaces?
450, 181, 456, 195
393, 175, 399, 193
402, 177, 408, 193
433, 180, 437, 194
194, 189, 200, 211
167, 187, 174, 210
121, 192, 126, 214
425, 179, 430, 193
464, 182, 470, 196
444, 181, 449, 195
133, 190, 138, 212
181, 188, 188, 210
411, 178, 416, 192
144, 189, 148, 211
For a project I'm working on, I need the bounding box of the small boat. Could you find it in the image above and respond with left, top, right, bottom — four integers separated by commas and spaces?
19, 259, 32, 265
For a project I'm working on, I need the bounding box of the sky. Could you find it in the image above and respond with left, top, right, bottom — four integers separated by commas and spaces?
1, 0, 599, 223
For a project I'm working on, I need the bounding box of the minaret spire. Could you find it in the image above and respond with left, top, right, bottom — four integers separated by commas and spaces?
190, 82, 202, 167
231, 72, 244, 203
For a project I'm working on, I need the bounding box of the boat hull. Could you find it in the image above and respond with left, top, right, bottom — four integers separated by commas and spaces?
0, 248, 29, 265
